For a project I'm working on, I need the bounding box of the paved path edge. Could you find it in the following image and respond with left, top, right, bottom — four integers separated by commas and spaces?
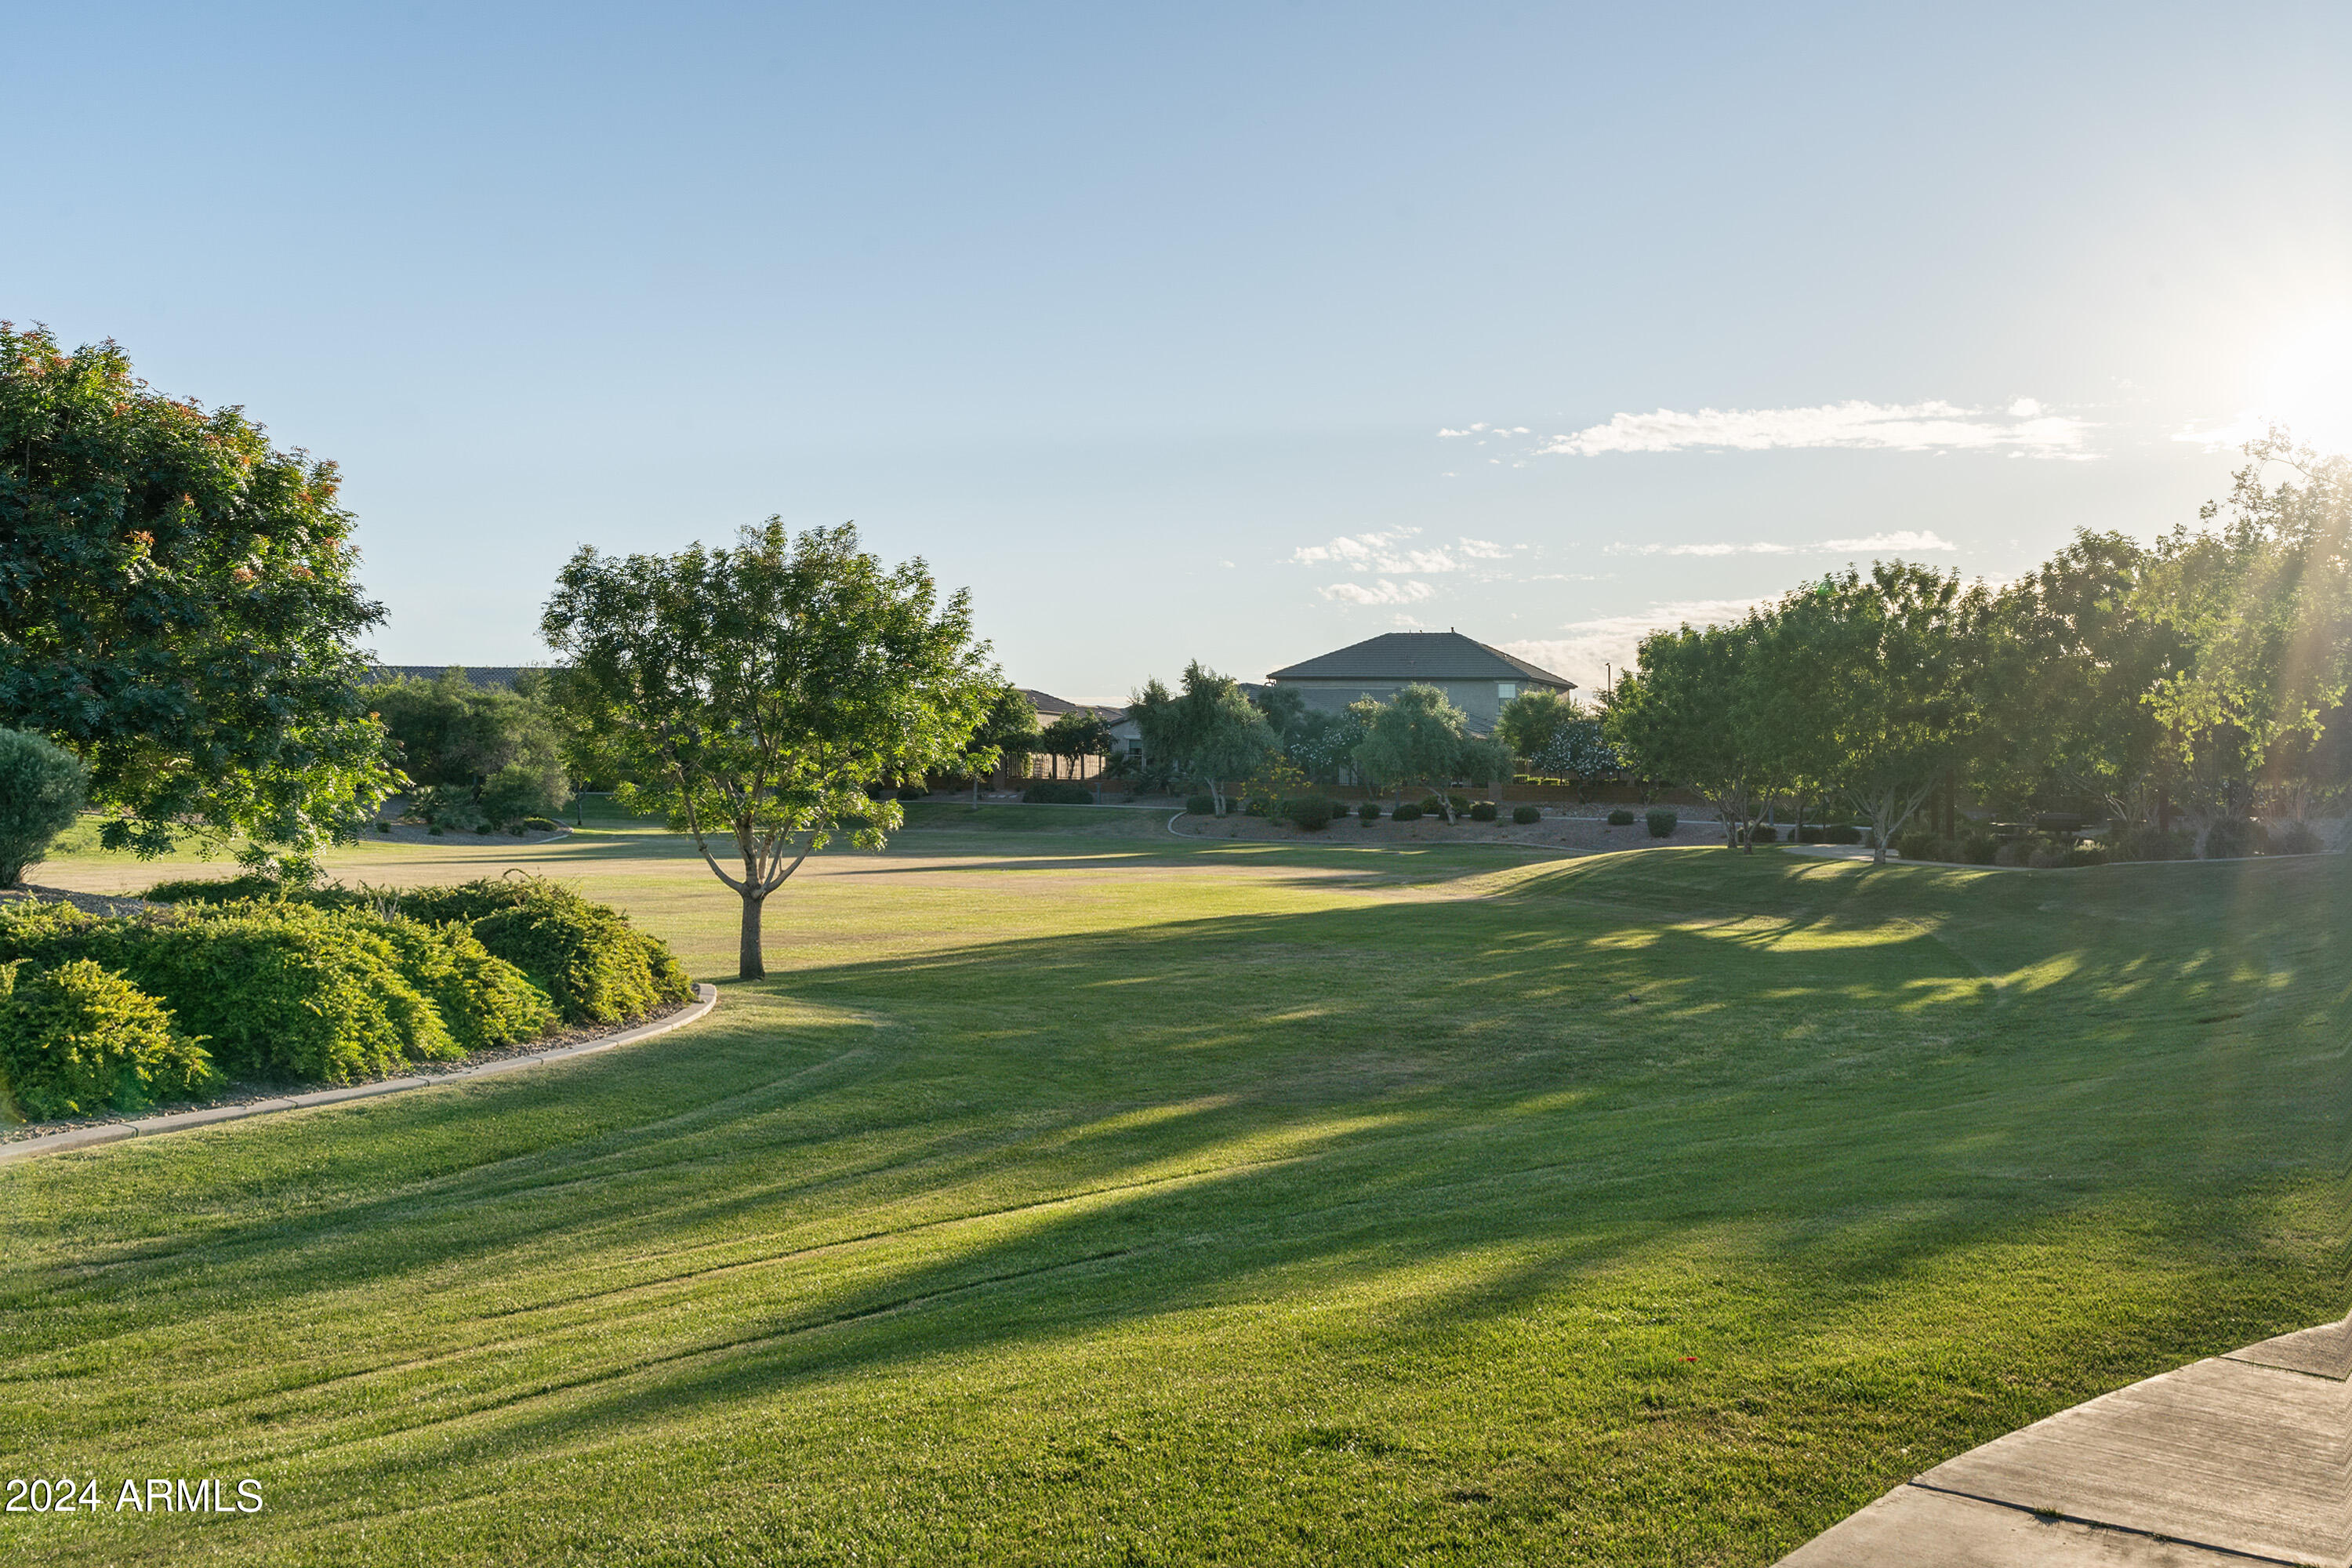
0, 982, 720, 1165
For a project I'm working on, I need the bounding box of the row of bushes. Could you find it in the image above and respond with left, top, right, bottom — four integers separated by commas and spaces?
1889, 817, 2324, 867
1021, 782, 1095, 804
0, 877, 692, 1121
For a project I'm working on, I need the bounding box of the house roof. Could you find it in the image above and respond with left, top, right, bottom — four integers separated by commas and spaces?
364, 665, 537, 689
1266, 632, 1574, 689
1020, 688, 1124, 722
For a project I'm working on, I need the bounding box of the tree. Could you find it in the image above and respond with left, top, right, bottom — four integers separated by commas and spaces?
543, 521, 996, 980
0, 325, 395, 878
1354, 684, 1475, 822
1979, 531, 2178, 822
1039, 706, 1112, 789
1126, 662, 1275, 814
1801, 562, 1991, 865
2137, 433, 2352, 829
1497, 688, 1577, 767
0, 727, 88, 886
961, 684, 1040, 804
1526, 707, 1621, 803
1606, 620, 1779, 848
372, 668, 572, 826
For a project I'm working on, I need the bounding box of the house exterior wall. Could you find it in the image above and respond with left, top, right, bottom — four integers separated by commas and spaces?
1275, 677, 1542, 734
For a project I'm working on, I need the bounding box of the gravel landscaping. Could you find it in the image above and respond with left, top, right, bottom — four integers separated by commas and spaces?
1168, 808, 1737, 851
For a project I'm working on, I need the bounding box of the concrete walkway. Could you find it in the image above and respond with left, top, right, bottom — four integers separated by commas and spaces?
0, 983, 719, 1165
1779, 1316, 2352, 1565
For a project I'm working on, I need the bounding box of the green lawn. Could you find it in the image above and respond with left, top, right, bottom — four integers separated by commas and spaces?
3, 811, 2345, 1564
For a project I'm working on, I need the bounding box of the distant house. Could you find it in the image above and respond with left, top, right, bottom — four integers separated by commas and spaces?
1265, 630, 1573, 734
1013, 688, 1127, 782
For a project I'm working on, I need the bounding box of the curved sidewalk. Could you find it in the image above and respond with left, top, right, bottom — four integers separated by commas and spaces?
0, 982, 719, 1165
1780, 1316, 2352, 1566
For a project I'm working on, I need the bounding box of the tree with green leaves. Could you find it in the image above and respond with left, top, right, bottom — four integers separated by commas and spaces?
961, 683, 1040, 804
1607, 622, 1771, 848
1039, 706, 1112, 788
543, 521, 996, 979
1125, 662, 1275, 815
0, 325, 396, 879
1497, 688, 1577, 766
1800, 562, 1992, 865
371, 667, 572, 826
1354, 684, 1479, 822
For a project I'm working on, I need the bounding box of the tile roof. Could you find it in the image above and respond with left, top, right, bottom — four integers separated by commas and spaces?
1266, 632, 1574, 688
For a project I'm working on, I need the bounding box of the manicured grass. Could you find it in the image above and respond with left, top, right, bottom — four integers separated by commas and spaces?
3, 818, 2345, 1564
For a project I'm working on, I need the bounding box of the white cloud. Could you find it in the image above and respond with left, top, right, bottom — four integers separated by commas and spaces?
1616, 540, 1798, 557
1528, 399, 2094, 459
1613, 529, 1956, 557
1457, 537, 1508, 558
1290, 526, 1462, 574
1818, 529, 1955, 552
1436, 423, 1529, 438
2172, 412, 2270, 449
1498, 597, 1775, 688
1321, 578, 1436, 605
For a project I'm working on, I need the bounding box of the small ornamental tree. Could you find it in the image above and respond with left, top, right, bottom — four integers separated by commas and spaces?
1039, 706, 1113, 789
543, 521, 996, 980
1128, 662, 1276, 815
0, 325, 396, 877
963, 683, 1040, 804
0, 728, 89, 886
1354, 684, 1475, 822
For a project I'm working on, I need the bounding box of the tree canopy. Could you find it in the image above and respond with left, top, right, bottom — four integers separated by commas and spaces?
1124, 662, 1275, 814
542, 521, 995, 978
0, 325, 394, 877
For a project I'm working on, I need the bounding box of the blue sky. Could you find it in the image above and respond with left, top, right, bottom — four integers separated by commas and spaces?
10, 3, 2352, 700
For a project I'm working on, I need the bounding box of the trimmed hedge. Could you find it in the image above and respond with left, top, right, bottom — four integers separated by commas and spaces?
1185, 795, 1217, 816
1282, 797, 1334, 831
1392, 803, 1424, 822
1021, 782, 1093, 804
1356, 801, 1381, 822
1824, 823, 1863, 845
0, 958, 223, 1119
1468, 802, 1498, 822
1645, 809, 1678, 838
1607, 809, 1635, 826
395, 877, 693, 1026
1750, 823, 1778, 843
143, 873, 285, 905
1512, 804, 1542, 825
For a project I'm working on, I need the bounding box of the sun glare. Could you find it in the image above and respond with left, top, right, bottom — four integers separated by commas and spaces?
2259, 311, 2352, 454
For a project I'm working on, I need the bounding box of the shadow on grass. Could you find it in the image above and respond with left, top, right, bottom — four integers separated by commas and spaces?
11, 848, 2346, 1520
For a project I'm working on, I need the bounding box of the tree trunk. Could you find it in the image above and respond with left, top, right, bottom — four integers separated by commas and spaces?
739, 888, 767, 980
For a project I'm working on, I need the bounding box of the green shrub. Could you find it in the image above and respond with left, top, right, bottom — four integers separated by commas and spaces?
429, 825, 446, 836
1282, 797, 1334, 831
0, 958, 223, 1119
1185, 795, 1217, 816
1750, 823, 1779, 844
1021, 782, 1093, 804
1606, 808, 1636, 826
896, 786, 930, 802
1645, 809, 1677, 838
0, 728, 89, 887
1356, 801, 1381, 822
0, 902, 460, 1084
1824, 823, 1862, 844
479, 761, 569, 828
522, 817, 561, 833
2269, 820, 2323, 856
395, 877, 691, 1026
1512, 804, 1541, 825
1392, 803, 1424, 822
1961, 835, 1998, 865
143, 873, 285, 905
1468, 801, 1498, 822
1994, 837, 2038, 868
367, 916, 560, 1052
2111, 825, 2191, 862
1795, 824, 1824, 843
1894, 829, 1941, 862
377, 821, 394, 833
2067, 846, 2109, 867
2027, 841, 2072, 869
2202, 818, 2259, 858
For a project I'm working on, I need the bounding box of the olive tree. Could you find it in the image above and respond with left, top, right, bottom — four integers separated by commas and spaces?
543, 521, 996, 979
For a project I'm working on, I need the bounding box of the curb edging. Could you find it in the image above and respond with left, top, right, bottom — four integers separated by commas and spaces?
0, 982, 720, 1166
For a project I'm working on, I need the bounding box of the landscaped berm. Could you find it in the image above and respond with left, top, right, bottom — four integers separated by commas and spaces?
2, 804, 2345, 1566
